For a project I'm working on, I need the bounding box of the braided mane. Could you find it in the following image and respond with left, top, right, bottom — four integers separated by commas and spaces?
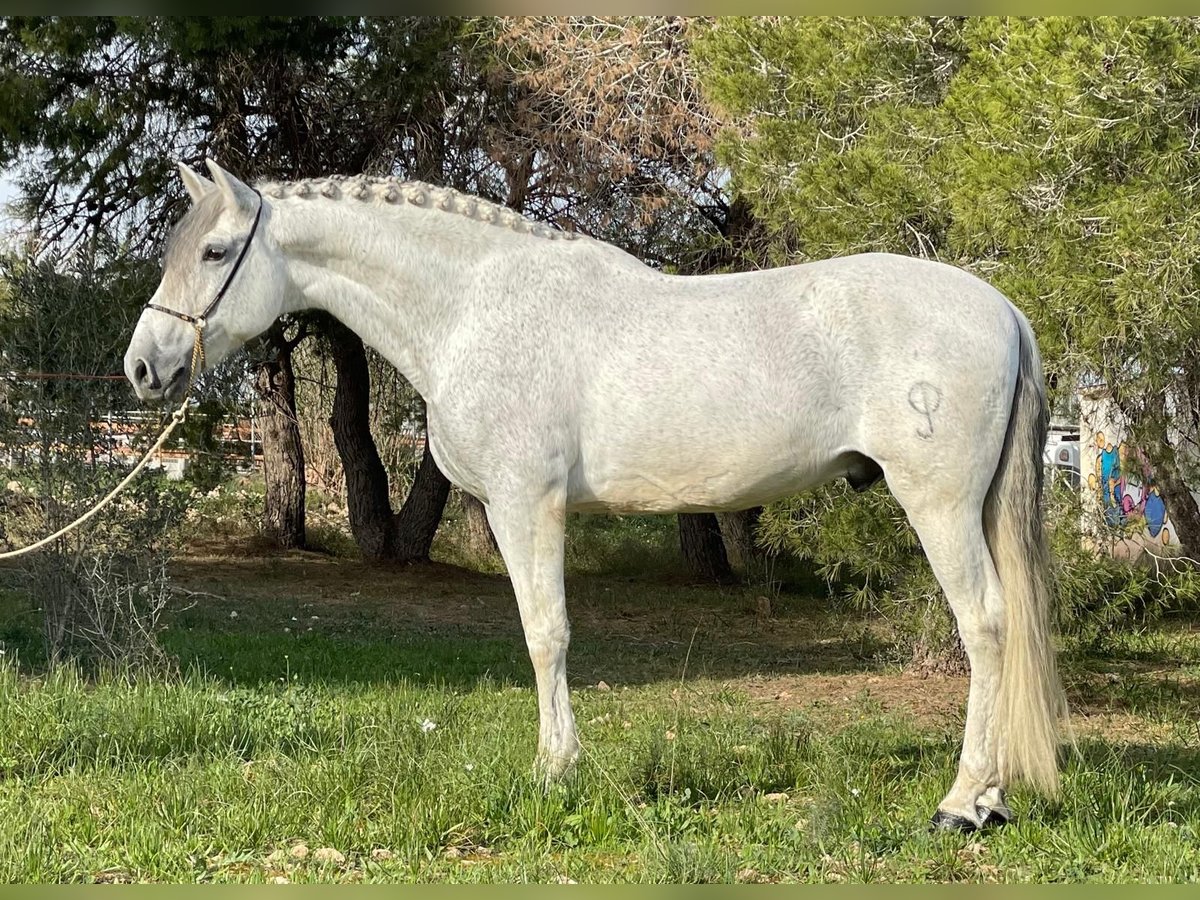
257, 175, 579, 242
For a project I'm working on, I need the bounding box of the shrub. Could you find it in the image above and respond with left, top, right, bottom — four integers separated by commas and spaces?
756, 474, 1200, 667
0, 253, 218, 672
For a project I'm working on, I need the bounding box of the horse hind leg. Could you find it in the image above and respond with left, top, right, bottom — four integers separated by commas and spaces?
886, 477, 1009, 832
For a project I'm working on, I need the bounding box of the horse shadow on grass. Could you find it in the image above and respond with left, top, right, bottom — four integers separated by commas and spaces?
164, 612, 897, 694
161, 557, 901, 692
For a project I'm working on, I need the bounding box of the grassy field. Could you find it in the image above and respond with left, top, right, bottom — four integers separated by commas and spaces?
2, 519, 1200, 883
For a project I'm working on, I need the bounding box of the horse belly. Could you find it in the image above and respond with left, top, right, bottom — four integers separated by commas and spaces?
567, 426, 841, 514
568, 329, 849, 513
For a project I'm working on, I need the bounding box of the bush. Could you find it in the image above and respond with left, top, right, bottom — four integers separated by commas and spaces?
756, 474, 1200, 667
0, 252, 220, 672
757, 483, 955, 669
3, 474, 192, 672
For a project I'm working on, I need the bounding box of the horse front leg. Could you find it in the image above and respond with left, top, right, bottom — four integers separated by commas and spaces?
484, 484, 579, 783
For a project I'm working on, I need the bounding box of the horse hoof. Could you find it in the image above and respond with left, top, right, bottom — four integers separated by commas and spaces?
929, 810, 979, 834
930, 808, 1011, 834
979, 808, 1011, 829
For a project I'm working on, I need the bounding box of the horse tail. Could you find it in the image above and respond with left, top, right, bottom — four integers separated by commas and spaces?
983, 308, 1068, 796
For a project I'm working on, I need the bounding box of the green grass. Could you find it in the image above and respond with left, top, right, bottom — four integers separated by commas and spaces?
2, 552, 1200, 882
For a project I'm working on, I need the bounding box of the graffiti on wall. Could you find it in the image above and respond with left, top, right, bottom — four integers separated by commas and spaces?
1088, 433, 1171, 546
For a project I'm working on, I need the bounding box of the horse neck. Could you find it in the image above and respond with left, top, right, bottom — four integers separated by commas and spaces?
270, 192, 485, 401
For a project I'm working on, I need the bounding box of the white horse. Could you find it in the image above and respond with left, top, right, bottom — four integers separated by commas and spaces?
124, 160, 1066, 832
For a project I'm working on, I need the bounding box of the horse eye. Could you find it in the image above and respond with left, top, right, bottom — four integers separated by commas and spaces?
203, 246, 227, 262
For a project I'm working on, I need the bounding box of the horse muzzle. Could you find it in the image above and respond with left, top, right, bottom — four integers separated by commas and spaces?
124, 349, 189, 402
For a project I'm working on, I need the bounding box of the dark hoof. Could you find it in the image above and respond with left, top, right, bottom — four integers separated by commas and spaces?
930, 810, 979, 834
980, 808, 1011, 829
930, 808, 1011, 834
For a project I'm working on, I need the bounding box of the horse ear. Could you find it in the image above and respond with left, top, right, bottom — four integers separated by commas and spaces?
176, 161, 215, 204
204, 158, 258, 214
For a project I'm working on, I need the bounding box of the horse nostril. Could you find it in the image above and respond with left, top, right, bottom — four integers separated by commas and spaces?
135, 357, 161, 390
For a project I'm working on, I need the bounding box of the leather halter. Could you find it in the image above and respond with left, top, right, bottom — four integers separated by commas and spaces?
143, 189, 264, 389
146, 190, 264, 331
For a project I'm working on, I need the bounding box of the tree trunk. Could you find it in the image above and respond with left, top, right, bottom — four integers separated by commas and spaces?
326, 320, 397, 561
325, 317, 451, 563
462, 492, 499, 558
718, 507, 763, 572
254, 327, 306, 550
390, 436, 451, 562
678, 512, 733, 583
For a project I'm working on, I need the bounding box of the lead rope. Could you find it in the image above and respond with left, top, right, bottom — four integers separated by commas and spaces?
0, 323, 205, 561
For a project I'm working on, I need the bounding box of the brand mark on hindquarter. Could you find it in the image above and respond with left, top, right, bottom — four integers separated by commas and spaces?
908, 381, 943, 440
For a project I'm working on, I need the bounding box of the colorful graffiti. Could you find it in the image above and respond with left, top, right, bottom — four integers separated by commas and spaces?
1088, 433, 1171, 545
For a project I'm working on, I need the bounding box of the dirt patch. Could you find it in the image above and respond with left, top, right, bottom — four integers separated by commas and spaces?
171, 553, 873, 657
741, 671, 968, 728
172, 554, 524, 636
734, 669, 1174, 739
1067, 711, 1177, 744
